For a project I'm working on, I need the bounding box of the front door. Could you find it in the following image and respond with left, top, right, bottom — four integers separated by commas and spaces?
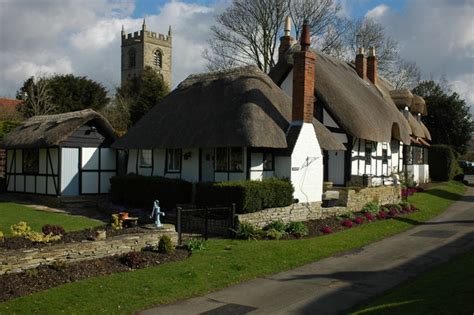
61, 148, 79, 195
328, 150, 345, 185
201, 149, 214, 182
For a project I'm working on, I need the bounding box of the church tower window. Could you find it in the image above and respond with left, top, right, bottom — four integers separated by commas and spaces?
154, 50, 162, 68
128, 48, 136, 68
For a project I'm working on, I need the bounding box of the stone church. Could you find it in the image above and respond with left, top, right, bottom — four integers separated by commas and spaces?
121, 19, 172, 88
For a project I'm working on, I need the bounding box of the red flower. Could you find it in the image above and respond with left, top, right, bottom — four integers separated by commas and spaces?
342, 219, 353, 228
354, 217, 364, 224
321, 226, 332, 234
364, 212, 375, 221
377, 211, 388, 220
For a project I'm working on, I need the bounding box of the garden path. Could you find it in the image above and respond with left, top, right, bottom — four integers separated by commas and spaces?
140, 186, 474, 315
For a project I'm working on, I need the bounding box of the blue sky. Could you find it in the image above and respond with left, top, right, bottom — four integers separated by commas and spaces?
0, 0, 472, 110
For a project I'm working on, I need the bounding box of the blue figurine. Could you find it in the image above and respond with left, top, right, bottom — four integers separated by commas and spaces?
150, 200, 165, 228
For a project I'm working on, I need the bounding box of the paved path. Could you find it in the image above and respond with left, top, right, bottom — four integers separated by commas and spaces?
141, 186, 474, 315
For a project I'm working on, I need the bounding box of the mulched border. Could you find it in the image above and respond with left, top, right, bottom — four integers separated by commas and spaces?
0, 249, 189, 303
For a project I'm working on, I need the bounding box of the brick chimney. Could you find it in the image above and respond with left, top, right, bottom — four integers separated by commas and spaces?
292, 21, 315, 123
367, 46, 378, 85
355, 47, 367, 79
279, 16, 296, 61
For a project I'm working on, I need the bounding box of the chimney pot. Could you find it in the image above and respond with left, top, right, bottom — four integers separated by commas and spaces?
278, 16, 296, 61
367, 46, 378, 84
355, 47, 367, 79
300, 21, 311, 51
284, 16, 291, 36
292, 20, 315, 124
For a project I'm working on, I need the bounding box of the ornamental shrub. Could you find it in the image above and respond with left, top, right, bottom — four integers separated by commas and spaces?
111, 214, 123, 230
110, 175, 192, 210
158, 235, 174, 254
186, 238, 206, 252
121, 251, 143, 268
42, 224, 65, 236
195, 178, 294, 213
26, 231, 61, 243
285, 221, 308, 237
264, 220, 286, 233
0, 230, 3, 240
234, 222, 260, 240
361, 202, 379, 214
377, 210, 388, 220
429, 145, 462, 181
11, 221, 32, 236
265, 228, 284, 240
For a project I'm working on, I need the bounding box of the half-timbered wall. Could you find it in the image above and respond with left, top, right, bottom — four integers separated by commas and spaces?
6, 148, 60, 195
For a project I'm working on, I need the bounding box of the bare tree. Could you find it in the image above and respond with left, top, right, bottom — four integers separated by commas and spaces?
18, 75, 56, 118
204, 0, 346, 72
385, 58, 421, 89
205, 0, 287, 73
344, 18, 399, 72
289, 0, 349, 52
100, 94, 131, 136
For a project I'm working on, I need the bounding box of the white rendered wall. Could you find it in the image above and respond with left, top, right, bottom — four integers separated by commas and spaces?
290, 123, 323, 203
181, 148, 199, 182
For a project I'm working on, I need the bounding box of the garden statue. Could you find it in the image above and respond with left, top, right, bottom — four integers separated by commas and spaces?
150, 200, 165, 228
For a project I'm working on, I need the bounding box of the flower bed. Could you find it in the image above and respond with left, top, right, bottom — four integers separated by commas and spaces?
235, 201, 419, 240
0, 248, 189, 303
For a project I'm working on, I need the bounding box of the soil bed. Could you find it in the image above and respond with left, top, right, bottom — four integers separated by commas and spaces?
0, 249, 189, 303
0, 226, 146, 251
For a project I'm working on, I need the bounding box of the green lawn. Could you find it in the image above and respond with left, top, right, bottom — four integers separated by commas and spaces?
0, 202, 103, 236
0, 181, 465, 315
351, 251, 474, 314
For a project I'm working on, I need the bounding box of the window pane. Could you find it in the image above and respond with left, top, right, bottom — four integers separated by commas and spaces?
382, 149, 388, 164
166, 149, 181, 172
139, 150, 152, 167
215, 148, 228, 171
23, 149, 39, 174
263, 152, 273, 171
230, 147, 243, 172
365, 142, 372, 165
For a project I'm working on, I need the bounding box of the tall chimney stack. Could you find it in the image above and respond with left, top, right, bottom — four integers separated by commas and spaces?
292, 21, 315, 123
367, 46, 378, 85
278, 16, 296, 61
355, 47, 367, 79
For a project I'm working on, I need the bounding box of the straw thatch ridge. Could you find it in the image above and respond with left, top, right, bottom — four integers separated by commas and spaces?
389, 89, 414, 109
411, 95, 428, 116
2, 109, 116, 149
270, 45, 412, 145
113, 65, 345, 151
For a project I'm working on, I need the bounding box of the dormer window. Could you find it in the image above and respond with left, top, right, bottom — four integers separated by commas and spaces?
154, 50, 162, 68
128, 48, 136, 68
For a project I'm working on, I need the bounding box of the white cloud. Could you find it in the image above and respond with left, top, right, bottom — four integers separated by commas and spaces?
365, 4, 389, 20
0, 0, 218, 97
364, 0, 474, 111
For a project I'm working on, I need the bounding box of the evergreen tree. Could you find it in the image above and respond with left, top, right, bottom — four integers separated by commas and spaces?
117, 66, 169, 126
413, 80, 472, 155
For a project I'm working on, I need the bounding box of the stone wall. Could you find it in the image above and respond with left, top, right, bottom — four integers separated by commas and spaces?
0, 226, 177, 275
237, 185, 401, 228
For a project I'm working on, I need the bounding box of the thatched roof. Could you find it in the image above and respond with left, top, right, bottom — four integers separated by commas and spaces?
411, 95, 428, 116
389, 89, 413, 110
2, 109, 116, 149
113, 65, 345, 151
269, 45, 412, 145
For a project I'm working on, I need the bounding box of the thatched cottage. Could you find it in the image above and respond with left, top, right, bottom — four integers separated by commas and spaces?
113, 24, 345, 203
269, 19, 431, 186
2, 109, 117, 196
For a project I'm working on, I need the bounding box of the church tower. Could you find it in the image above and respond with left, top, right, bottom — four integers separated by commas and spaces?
121, 19, 172, 88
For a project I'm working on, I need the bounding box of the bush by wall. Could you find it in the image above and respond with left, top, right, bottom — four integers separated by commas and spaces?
428, 145, 463, 181
195, 178, 294, 214
110, 175, 192, 210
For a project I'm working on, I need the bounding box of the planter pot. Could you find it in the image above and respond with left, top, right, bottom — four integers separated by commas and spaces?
119, 212, 129, 220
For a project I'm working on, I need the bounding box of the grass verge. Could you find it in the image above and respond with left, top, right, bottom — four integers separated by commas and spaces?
0, 181, 465, 314
0, 202, 103, 236
350, 251, 474, 314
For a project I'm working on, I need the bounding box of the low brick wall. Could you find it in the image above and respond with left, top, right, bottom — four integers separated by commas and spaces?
237, 185, 401, 228
0, 226, 177, 275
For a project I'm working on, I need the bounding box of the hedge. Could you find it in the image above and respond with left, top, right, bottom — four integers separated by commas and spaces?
195, 178, 294, 214
428, 145, 463, 181
109, 175, 192, 210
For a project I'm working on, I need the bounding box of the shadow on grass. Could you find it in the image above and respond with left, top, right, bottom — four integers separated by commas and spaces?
423, 189, 465, 201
